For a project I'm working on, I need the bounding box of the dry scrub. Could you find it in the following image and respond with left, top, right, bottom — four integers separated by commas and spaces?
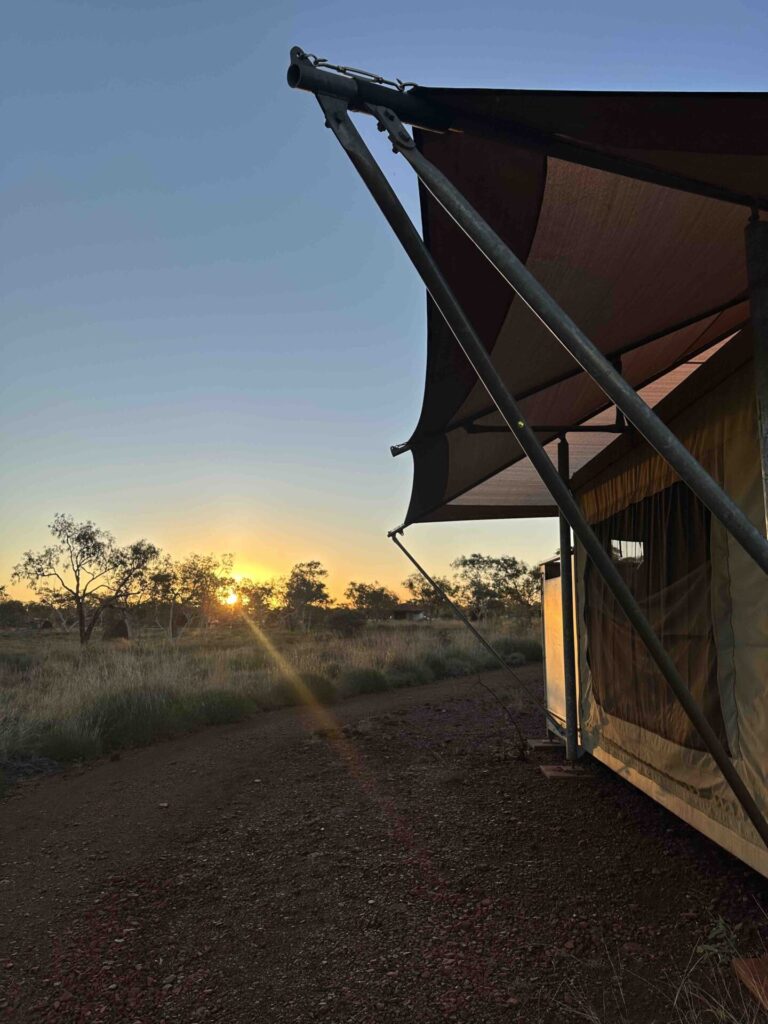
0, 619, 540, 766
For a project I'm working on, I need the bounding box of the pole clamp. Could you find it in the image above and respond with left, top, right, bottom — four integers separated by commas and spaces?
366, 104, 416, 150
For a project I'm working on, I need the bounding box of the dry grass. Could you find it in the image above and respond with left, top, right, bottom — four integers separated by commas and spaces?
0, 617, 540, 765
550, 924, 768, 1024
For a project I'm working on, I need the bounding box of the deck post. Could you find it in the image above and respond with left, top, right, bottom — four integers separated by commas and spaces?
746, 218, 768, 535
558, 438, 579, 761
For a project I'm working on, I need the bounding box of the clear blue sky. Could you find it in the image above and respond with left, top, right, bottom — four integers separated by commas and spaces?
2, 0, 767, 597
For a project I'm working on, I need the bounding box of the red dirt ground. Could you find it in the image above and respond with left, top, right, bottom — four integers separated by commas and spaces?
2, 668, 768, 1023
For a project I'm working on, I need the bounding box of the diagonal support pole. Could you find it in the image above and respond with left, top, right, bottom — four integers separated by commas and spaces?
314, 92, 768, 849
369, 103, 768, 579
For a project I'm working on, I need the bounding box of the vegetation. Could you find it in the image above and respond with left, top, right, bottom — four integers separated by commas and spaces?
0, 618, 541, 766
0, 514, 544, 767
12, 514, 158, 645
3, 514, 542, 644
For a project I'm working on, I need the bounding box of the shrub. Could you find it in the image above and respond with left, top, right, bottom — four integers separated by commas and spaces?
0, 651, 36, 673
300, 673, 337, 705
338, 667, 389, 696
80, 687, 192, 752
197, 689, 259, 724
385, 657, 434, 689
493, 637, 542, 663
441, 652, 474, 677
424, 652, 449, 678
266, 672, 336, 709
325, 609, 367, 638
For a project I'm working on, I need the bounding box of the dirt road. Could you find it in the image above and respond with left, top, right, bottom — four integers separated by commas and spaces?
2, 669, 767, 1023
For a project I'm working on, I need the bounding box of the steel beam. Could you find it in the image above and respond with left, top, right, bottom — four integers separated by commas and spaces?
746, 218, 768, 535
371, 106, 768, 577
558, 438, 579, 762
312, 93, 768, 849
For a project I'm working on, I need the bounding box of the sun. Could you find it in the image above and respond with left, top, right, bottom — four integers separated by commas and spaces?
224, 591, 238, 606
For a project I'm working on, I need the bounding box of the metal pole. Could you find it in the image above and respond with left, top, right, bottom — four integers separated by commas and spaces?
389, 531, 562, 733
746, 218, 768, 535
370, 105, 768, 579
287, 48, 768, 212
313, 93, 768, 848
558, 438, 579, 762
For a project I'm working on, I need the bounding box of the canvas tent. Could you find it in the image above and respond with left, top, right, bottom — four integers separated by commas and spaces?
288, 51, 768, 873
571, 329, 768, 873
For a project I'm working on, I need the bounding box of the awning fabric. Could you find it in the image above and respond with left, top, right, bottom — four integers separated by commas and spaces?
398, 89, 766, 526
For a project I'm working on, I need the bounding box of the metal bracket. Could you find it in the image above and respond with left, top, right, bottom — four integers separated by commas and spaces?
366, 103, 416, 150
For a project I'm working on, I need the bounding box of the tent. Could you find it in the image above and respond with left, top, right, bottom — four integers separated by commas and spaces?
288, 50, 768, 873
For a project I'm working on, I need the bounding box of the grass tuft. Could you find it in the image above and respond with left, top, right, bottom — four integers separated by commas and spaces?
338, 667, 390, 696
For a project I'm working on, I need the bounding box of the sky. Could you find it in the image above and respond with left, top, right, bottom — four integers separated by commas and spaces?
2, 0, 767, 600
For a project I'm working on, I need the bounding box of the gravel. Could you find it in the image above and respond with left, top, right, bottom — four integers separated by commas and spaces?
1, 668, 767, 1023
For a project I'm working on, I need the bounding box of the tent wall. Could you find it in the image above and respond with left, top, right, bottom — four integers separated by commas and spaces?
573, 341, 768, 873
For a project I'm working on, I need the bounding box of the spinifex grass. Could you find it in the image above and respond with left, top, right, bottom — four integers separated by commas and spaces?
0, 618, 540, 764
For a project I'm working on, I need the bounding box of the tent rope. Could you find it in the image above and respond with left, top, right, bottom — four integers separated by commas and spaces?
389, 529, 565, 737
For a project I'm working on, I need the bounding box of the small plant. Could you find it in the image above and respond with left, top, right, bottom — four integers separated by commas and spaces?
338, 667, 389, 696
325, 608, 367, 638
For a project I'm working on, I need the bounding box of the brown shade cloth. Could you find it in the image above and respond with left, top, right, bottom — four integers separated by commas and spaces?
398, 88, 765, 526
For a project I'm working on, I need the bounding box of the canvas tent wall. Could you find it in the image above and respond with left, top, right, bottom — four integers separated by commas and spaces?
288, 53, 768, 870
570, 328, 768, 874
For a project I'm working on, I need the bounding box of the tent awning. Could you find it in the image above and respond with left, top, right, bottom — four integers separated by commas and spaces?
397, 88, 766, 526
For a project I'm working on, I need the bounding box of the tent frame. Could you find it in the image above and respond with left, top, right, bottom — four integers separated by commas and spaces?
288, 47, 768, 212
287, 50, 768, 849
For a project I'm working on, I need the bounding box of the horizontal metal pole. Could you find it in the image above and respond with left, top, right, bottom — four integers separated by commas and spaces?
288, 46, 768, 211
314, 93, 768, 849
390, 296, 748, 457
375, 110, 768, 577
466, 423, 627, 435
287, 47, 451, 131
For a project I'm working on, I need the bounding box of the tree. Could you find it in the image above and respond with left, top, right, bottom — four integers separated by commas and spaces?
0, 599, 27, 627
236, 578, 276, 624
279, 561, 330, 630
12, 514, 159, 645
344, 581, 399, 620
450, 553, 538, 618
401, 573, 454, 618
148, 552, 234, 639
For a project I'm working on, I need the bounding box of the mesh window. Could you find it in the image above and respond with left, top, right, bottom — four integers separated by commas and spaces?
584, 482, 726, 751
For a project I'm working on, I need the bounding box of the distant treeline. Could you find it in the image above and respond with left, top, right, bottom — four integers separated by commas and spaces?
1, 514, 540, 645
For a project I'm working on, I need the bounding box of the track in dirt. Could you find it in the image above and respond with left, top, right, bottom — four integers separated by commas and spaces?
2, 668, 767, 1023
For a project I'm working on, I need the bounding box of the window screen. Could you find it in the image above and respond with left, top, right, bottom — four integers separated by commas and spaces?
584, 482, 726, 751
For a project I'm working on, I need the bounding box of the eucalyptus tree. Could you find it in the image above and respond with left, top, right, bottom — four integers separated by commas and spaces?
13, 514, 159, 645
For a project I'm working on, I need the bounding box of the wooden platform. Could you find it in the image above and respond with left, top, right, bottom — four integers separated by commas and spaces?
539, 764, 591, 780
527, 738, 565, 751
